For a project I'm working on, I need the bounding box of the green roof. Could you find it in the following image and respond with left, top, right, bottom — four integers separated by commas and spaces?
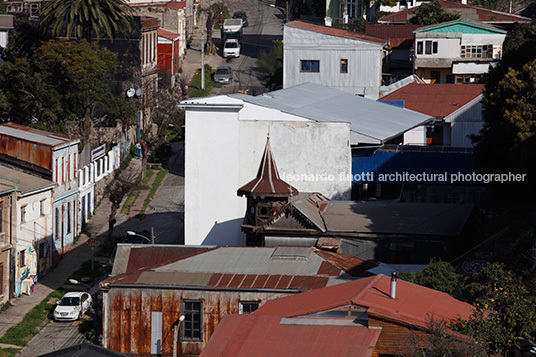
414, 20, 507, 35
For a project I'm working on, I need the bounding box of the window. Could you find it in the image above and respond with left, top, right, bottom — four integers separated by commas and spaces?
300, 60, 319, 72
20, 206, 26, 223
19, 250, 25, 267
0, 208, 3, 233
61, 157, 65, 183
67, 155, 70, 181
182, 301, 202, 340
40, 199, 46, 216
340, 59, 348, 74
455, 73, 483, 84
74, 153, 77, 179
461, 45, 492, 58
55, 158, 59, 184
55, 207, 60, 240
239, 301, 259, 314
417, 40, 438, 55
67, 202, 71, 234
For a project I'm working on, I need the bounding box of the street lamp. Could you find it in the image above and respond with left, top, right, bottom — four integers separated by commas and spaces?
173, 315, 186, 357
127, 230, 154, 244
270, 2, 289, 22
70, 279, 98, 344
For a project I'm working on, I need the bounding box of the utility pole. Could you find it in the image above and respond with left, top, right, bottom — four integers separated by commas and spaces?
201, 22, 205, 90
151, 227, 155, 244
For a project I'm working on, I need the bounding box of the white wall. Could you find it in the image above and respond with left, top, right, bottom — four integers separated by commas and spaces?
185, 102, 352, 246
403, 125, 426, 145
283, 26, 384, 99
445, 95, 483, 148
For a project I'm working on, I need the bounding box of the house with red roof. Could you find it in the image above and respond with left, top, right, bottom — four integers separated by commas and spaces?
100, 244, 382, 356
378, 0, 531, 25
202, 274, 476, 356
283, 21, 388, 99
380, 82, 484, 147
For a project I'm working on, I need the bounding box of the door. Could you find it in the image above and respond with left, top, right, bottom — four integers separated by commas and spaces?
151, 312, 162, 354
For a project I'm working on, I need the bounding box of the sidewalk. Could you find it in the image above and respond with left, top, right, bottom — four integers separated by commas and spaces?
0, 157, 142, 342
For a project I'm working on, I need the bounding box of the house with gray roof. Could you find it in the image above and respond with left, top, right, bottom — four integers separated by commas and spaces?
100, 244, 384, 356
181, 83, 432, 246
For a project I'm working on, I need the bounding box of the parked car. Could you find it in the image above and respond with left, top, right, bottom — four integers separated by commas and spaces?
233, 11, 248, 27
214, 66, 233, 84
223, 39, 241, 58
54, 292, 92, 321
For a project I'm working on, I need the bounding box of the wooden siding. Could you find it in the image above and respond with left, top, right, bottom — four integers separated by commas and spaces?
104, 288, 289, 356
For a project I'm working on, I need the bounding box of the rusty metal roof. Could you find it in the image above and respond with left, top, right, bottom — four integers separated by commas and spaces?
254, 274, 475, 330
237, 137, 298, 197
102, 246, 378, 290
200, 315, 381, 356
0, 123, 79, 148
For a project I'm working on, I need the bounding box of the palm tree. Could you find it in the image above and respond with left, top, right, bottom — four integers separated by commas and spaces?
41, 0, 134, 43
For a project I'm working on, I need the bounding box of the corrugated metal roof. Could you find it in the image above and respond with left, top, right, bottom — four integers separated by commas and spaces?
0, 164, 55, 194
230, 83, 432, 143
287, 20, 388, 45
379, 0, 531, 23
156, 247, 325, 276
200, 314, 381, 357
322, 201, 474, 236
380, 83, 484, 119
254, 274, 475, 330
414, 19, 507, 34
137, 271, 212, 286
0, 122, 78, 148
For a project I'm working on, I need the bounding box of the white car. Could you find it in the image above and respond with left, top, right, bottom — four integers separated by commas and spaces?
223, 39, 241, 58
54, 292, 92, 321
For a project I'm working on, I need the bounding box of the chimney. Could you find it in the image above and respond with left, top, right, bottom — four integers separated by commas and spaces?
390, 271, 398, 299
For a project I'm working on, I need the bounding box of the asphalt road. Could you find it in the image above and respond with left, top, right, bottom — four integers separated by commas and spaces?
18, 319, 88, 356
213, 0, 284, 95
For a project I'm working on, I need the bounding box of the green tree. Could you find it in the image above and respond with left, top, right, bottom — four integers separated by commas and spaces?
409, 0, 461, 25
256, 40, 283, 91
0, 40, 122, 139
399, 259, 463, 296
452, 263, 536, 355
40, 0, 134, 42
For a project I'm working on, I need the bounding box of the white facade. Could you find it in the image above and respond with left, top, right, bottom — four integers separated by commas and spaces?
184, 96, 352, 246
283, 24, 385, 99
403, 125, 426, 146
444, 95, 483, 148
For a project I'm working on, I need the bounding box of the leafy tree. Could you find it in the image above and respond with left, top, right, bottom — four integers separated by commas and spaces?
399, 259, 463, 296
452, 263, 536, 355
409, 0, 461, 25
40, 0, 134, 42
0, 40, 123, 140
256, 40, 283, 91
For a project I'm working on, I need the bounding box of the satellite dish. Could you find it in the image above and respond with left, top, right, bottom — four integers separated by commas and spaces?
135, 88, 143, 97
126, 88, 135, 98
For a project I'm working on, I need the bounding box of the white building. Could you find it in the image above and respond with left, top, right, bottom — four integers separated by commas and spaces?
181, 83, 432, 246
413, 19, 506, 84
0, 165, 54, 296
283, 21, 387, 99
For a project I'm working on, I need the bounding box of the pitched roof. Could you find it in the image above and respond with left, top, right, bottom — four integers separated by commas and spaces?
286, 21, 388, 45
200, 314, 382, 357
237, 137, 298, 197
102, 246, 379, 291
157, 28, 180, 40
365, 24, 422, 47
414, 19, 507, 34
228, 83, 433, 144
254, 274, 475, 330
0, 164, 55, 194
379, 0, 531, 24
379, 83, 484, 119
0, 122, 79, 148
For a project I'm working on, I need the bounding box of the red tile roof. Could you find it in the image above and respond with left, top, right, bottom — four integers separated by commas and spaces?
254, 274, 474, 330
237, 137, 298, 197
379, 83, 484, 119
200, 315, 382, 357
286, 21, 388, 45
379, 0, 530, 23
157, 28, 180, 40
365, 24, 422, 45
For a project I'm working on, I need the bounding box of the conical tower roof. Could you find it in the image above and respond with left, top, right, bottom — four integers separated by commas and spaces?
238, 137, 298, 197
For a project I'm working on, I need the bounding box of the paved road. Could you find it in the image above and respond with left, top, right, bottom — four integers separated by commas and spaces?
18, 320, 88, 356
213, 0, 284, 95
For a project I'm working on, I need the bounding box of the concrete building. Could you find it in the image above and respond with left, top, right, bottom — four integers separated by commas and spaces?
181, 83, 432, 246
283, 21, 387, 99
413, 20, 506, 84
0, 123, 79, 263
0, 165, 54, 296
